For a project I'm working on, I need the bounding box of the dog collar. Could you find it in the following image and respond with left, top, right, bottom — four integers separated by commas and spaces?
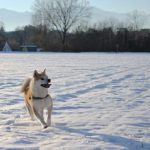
32, 94, 49, 100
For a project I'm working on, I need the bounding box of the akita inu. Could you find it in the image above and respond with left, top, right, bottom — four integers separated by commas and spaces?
21, 69, 53, 128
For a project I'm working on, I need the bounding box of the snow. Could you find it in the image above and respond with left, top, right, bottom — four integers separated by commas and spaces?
0, 52, 150, 150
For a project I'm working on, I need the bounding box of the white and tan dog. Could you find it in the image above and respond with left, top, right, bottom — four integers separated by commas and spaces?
21, 69, 53, 128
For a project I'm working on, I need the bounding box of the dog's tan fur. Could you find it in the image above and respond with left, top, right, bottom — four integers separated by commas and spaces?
21, 69, 53, 128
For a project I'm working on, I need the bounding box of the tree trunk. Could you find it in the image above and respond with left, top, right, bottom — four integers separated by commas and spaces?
62, 29, 67, 51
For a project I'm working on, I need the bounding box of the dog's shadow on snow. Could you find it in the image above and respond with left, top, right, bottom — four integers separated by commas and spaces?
56, 123, 150, 150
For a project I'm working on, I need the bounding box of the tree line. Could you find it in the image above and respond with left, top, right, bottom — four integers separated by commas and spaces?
0, 0, 150, 52
0, 25, 149, 52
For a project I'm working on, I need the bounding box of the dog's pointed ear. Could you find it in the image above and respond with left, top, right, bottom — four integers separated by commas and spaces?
33, 70, 38, 78
43, 68, 46, 74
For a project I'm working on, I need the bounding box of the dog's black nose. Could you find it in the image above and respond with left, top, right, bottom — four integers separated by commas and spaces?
48, 79, 51, 83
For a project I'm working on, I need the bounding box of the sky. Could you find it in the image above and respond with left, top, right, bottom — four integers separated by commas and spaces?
0, 0, 34, 12
0, 0, 150, 13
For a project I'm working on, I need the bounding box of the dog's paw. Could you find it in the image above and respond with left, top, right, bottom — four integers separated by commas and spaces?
43, 125, 48, 129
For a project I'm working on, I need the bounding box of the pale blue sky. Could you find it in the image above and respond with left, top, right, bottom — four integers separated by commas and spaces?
0, 0, 34, 12
0, 0, 149, 13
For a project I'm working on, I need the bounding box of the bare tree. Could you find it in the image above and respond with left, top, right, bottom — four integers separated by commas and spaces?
127, 10, 146, 31
32, 0, 89, 50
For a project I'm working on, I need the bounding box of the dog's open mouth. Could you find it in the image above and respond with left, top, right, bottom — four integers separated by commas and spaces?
41, 84, 51, 88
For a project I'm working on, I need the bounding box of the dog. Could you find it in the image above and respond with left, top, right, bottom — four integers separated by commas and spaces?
21, 69, 53, 128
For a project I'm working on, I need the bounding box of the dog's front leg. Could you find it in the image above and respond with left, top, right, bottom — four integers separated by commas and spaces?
47, 106, 52, 126
33, 107, 47, 128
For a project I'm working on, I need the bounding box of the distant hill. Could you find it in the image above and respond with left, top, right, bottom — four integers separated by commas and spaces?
0, 8, 32, 31
0, 8, 149, 31
90, 7, 127, 21
89, 7, 150, 29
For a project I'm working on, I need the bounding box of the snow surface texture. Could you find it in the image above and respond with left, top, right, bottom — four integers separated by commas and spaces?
0, 53, 150, 150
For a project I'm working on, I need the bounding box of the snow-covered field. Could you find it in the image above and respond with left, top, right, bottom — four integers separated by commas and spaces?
0, 53, 150, 150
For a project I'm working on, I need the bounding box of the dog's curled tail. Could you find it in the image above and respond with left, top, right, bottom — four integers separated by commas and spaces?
21, 78, 31, 93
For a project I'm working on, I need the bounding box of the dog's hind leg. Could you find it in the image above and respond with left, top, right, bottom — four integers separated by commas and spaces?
26, 102, 35, 121
33, 107, 47, 128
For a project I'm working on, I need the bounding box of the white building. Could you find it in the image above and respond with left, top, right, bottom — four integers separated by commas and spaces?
2, 42, 12, 52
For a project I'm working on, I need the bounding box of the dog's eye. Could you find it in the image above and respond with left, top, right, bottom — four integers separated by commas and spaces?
41, 78, 44, 80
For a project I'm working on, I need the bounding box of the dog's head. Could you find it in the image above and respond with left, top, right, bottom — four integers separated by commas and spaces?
33, 69, 51, 88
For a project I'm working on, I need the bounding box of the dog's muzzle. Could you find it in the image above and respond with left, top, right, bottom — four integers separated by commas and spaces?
41, 79, 51, 88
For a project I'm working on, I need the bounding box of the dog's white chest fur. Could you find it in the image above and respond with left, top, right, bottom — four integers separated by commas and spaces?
32, 96, 53, 110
